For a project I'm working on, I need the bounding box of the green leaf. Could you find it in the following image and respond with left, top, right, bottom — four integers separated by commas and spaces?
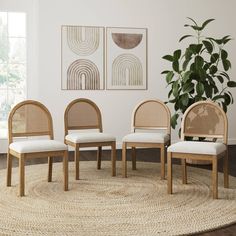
170, 113, 179, 129
187, 17, 198, 25
182, 71, 192, 83
204, 83, 213, 98
209, 65, 217, 75
172, 61, 179, 73
203, 63, 211, 71
221, 102, 227, 112
221, 49, 228, 60
213, 94, 225, 101
166, 71, 174, 83
222, 59, 231, 71
179, 35, 193, 42
223, 38, 232, 44
161, 70, 170, 75
185, 48, 193, 60
195, 55, 204, 69
202, 40, 213, 53
227, 81, 236, 87
180, 93, 189, 106
174, 49, 181, 60
162, 55, 173, 62
220, 72, 230, 80
196, 44, 203, 54
228, 91, 234, 104
210, 53, 219, 63
168, 89, 172, 98
172, 80, 179, 97
224, 93, 231, 105
196, 82, 204, 96
182, 82, 194, 93
216, 75, 224, 83
182, 58, 191, 71
201, 19, 215, 30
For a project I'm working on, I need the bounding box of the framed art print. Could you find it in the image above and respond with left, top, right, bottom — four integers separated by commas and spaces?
106, 27, 147, 90
61, 25, 104, 90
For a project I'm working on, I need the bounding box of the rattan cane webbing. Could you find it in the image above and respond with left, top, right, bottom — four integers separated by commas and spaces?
0, 161, 236, 236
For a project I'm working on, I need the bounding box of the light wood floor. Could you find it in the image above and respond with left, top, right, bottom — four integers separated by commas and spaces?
1, 146, 236, 235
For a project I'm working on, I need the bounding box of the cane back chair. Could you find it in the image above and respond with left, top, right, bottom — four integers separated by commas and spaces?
122, 99, 171, 179
7, 100, 68, 196
64, 98, 116, 180
167, 100, 228, 199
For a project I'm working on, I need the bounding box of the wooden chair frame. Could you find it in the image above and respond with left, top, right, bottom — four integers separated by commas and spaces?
64, 98, 116, 180
7, 100, 68, 197
167, 100, 228, 199
122, 99, 171, 179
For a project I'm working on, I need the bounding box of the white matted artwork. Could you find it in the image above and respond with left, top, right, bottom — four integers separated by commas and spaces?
61, 25, 104, 90
106, 27, 147, 90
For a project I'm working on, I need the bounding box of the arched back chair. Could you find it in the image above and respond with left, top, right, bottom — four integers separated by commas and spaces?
122, 99, 171, 179
7, 100, 68, 196
167, 100, 228, 199
64, 98, 116, 180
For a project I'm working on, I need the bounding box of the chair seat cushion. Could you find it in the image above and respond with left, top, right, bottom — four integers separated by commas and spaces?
9, 140, 67, 154
65, 133, 116, 144
167, 141, 226, 155
122, 133, 170, 144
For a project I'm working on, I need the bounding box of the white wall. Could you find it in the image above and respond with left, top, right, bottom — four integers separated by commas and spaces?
1, 0, 236, 152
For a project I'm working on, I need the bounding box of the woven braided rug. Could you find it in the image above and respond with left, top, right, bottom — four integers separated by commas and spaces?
0, 161, 236, 236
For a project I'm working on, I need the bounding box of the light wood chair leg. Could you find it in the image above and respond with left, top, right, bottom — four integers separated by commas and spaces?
122, 142, 127, 178
212, 158, 218, 199
182, 158, 187, 184
223, 149, 229, 188
160, 145, 165, 180
167, 152, 173, 194
63, 151, 69, 191
131, 147, 136, 170
19, 156, 25, 197
97, 146, 102, 170
75, 145, 80, 180
48, 156, 53, 182
111, 141, 116, 176
6, 152, 12, 187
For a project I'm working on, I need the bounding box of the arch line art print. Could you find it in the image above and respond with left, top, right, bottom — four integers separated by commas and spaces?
61, 25, 104, 90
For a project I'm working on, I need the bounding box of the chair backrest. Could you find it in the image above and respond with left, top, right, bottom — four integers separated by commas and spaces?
132, 99, 171, 134
181, 100, 228, 144
8, 100, 54, 143
64, 98, 102, 135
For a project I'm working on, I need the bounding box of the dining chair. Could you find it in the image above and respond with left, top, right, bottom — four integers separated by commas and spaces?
64, 98, 116, 180
7, 100, 68, 197
122, 99, 171, 179
167, 100, 228, 199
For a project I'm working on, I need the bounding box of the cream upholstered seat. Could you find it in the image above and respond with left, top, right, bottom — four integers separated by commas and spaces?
123, 133, 170, 143
167, 141, 226, 155
167, 101, 229, 199
122, 99, 171, 179
7, 100, 69, 197
64, 98, 116, 180
65, 133, 115, 143
9, 140, 67, 153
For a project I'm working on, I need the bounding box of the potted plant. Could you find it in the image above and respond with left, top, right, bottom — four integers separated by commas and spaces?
162, 17, 236, 133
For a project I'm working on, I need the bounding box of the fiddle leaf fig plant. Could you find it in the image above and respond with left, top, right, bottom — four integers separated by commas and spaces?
162, 17, 236, 129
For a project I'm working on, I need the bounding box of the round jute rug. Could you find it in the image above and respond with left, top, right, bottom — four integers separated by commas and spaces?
0, 161, 236, 236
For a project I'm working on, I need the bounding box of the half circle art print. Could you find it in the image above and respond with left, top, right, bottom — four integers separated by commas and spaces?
112, 33, 143, 49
